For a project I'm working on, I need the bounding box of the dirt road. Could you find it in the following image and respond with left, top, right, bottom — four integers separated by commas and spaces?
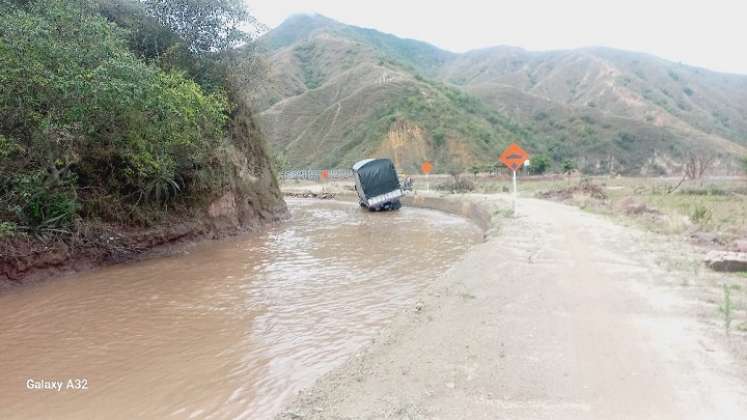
279, 195, 747, 419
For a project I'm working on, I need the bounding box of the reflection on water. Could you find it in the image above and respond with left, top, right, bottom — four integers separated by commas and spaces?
0, 199, 481, 419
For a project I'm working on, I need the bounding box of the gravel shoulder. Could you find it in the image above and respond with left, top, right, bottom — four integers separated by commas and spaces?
278, 193, 747, 420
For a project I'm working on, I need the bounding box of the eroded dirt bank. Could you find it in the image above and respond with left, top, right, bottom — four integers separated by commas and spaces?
279, 194, 747, 420
1, 104, 288, 288
0, 190, 288, 289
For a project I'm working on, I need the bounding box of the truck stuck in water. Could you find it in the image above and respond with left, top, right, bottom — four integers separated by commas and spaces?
352, 159, 403, 211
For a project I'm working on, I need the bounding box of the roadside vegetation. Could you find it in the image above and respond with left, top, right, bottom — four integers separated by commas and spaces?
435, 165, 476, 193
0, 0, 265, 238
425, 165, 747, 264
1, 0, 284, 282
471, 175, 747, 242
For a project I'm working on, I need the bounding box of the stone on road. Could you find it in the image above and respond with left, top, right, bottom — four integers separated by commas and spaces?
705, 250, 747, 272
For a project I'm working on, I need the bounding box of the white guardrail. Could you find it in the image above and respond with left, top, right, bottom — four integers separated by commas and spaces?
280, 169, 354, 181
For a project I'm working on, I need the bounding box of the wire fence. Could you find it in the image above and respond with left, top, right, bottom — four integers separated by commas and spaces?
280, 168, 354, 181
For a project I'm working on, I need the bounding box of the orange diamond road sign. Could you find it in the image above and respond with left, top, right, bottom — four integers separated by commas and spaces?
421, 161, 433, 175
499, 143, 529, 171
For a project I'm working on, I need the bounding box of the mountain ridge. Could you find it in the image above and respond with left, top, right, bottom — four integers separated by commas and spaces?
264, 14, 747, 79
252, 14, 747, 174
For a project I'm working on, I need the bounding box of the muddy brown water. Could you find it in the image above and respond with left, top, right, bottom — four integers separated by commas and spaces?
0, 199, 481, 419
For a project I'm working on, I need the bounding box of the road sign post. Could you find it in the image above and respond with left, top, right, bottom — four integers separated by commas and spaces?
421, 161, 433, 192
498, 144, 529, 217
512, 169, 517, 214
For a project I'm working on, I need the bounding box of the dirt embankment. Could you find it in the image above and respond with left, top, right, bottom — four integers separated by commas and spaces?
1, 108, 289, 288
0, 190, 288, 289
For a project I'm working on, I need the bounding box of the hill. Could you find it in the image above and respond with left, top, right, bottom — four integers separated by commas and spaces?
253, 14, 747, 174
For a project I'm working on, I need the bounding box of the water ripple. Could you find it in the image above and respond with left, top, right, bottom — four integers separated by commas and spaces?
0, 200, 481, 420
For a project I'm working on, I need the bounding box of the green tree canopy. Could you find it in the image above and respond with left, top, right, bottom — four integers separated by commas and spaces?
142, 0, 263, 55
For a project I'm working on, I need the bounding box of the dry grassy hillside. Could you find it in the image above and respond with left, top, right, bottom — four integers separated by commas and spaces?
254, 16, 532, 173
443, 47, 747, 155
253, 14, 747, 174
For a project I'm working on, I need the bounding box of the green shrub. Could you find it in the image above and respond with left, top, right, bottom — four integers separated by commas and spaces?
689, 205, 712, 226
1, 169, 79, 234
720, 284, 732, 333
0, 0, 231, 228
436, 176, 475, 193
679, 186, 729, 196
529, 154, 551, 174
561, 160, 577, 174
15, 172, 79, 231
431, 129, 446, 147
0, 222, 17, 238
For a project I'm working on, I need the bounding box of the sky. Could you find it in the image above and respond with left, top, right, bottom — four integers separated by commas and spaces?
248, 0, 747, 75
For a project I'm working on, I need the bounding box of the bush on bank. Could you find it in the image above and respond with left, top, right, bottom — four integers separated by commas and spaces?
0, 0, 240, 235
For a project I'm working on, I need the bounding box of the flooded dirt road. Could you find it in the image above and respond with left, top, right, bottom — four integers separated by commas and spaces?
281, 195, 747, 420
0, 199, 481, 419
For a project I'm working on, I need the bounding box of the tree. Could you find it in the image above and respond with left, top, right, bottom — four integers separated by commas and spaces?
683, 152, 715, 180
142, 0, 265, 55
668, 152, 717, 194
529, 154, 551, 175
446, 163, 464, 179
561, 160, 576, 175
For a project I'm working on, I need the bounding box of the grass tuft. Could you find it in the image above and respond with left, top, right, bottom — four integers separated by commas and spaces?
719, 283, 733, 334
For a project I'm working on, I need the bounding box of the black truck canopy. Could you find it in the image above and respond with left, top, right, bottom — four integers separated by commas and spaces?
352, 159, 401, 199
